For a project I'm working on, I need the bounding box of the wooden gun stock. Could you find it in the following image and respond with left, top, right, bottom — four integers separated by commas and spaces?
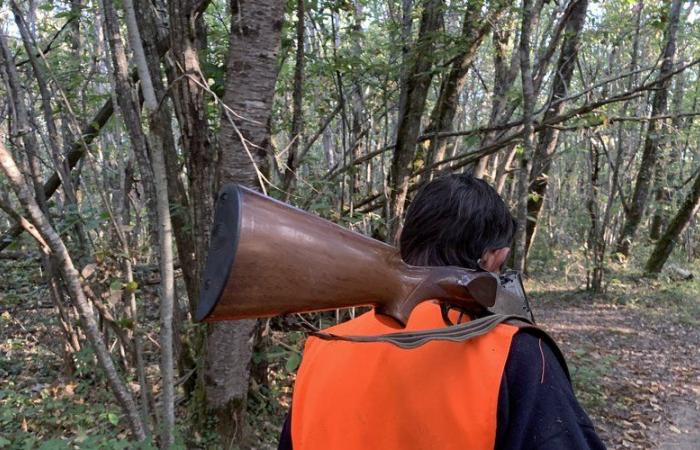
195, 185, 497, 328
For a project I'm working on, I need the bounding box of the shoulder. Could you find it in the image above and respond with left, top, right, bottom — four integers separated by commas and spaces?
496, 328, 607, 449
506, 324, 571, 381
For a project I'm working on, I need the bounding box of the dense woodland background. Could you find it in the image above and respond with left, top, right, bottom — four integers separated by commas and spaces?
1, 0, 699, 448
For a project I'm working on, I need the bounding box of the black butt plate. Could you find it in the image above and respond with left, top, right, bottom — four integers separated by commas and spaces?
195, 184, 242, 321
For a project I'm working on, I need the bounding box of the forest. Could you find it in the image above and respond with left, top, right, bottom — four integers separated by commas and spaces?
0, 0, 699, 448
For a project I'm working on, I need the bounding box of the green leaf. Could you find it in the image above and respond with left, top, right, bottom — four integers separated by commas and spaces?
106, 411, 120, 426
116, 318, 134, 330
38, 439, 71, 450
109, 280, 123, 291
285, 352, 301, 372
125, 281, 139, 293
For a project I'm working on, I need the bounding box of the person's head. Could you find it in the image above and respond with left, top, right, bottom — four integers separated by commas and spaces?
399, 173, 516, 272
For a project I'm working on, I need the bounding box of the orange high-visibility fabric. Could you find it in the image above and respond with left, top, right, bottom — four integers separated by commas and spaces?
291, 302, 519, 450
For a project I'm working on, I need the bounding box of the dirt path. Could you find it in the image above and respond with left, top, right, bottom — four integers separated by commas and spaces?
533, 295, 700, 449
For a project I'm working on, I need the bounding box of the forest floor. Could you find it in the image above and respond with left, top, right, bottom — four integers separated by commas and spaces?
1, 257, 699, 449
530, 271, 700, 450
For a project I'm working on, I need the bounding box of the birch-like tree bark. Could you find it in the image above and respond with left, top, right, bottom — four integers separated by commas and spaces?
122, 0, 176, 445
207, 0, 285, 444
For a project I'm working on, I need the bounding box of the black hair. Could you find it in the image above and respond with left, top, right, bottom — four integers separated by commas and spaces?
399, 173, 516, 269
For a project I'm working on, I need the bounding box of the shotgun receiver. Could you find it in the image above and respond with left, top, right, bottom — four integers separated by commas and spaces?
195, 185, 531, 328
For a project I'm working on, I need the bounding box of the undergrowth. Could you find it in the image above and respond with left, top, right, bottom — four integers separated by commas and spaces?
2, 239, 699, 448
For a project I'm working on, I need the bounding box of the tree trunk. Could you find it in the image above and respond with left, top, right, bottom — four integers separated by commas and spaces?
122, 0, 176, 445
646, 165, 700, 274
586, 135, 602, 291
650, 67, 686, 239
423, 0, 507, 168
282, 0, 306, 195
207, 0, 285, 444
524, 0, 589, 258
389, 0, 443, 237
167, 0, 213, 315
100, 0, 157, 238
513, 0, 536, 273
615, 0, 683, 258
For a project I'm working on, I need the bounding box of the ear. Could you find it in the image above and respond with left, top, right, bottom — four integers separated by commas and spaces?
480, 247, 510, 273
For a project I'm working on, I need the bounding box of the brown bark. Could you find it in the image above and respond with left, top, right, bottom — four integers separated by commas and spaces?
423, 0, 508, 167
650, 67, 686, 239
482, 13, 520, 188
615, 0, 683, 257
389, 0, 444, 236
513, 0, 536, 273
168, 0, 216, 316
100, 0, 157, 233
586, 135, 603, 291
524, 0, 589, 257
282, 0, 306, 195
645, 165, 700, 274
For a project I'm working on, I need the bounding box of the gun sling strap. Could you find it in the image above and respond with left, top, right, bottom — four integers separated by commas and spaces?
312, 313, 570, 379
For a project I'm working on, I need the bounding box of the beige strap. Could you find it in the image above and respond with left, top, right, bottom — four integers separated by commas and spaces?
312, 314, 532, 350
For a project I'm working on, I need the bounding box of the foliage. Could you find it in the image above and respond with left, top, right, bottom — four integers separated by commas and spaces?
1, 0, 700, 447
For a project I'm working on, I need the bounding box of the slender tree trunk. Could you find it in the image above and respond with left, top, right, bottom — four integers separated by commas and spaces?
167, 0, 213, 315
586, 135, 602, 291
100, 0, 157, 238
650, 68, 686, 239
424, 0, 507, 168
646, 165, 700, 274
389, 0, 443, 237
524, 0, 589, 257
615, 0, 683, 257
282, 0, 306, 195
137, 0, 197, 403
484, 14, 520, 191
349, 2, 366, 201
513, 0, 536, 273
122, 0, 176, 445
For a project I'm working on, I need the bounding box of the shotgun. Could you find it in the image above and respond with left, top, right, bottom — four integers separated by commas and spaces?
196, 185, 533, 328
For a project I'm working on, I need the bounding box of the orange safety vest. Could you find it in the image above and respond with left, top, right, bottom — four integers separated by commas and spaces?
291, 302, 521, 450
